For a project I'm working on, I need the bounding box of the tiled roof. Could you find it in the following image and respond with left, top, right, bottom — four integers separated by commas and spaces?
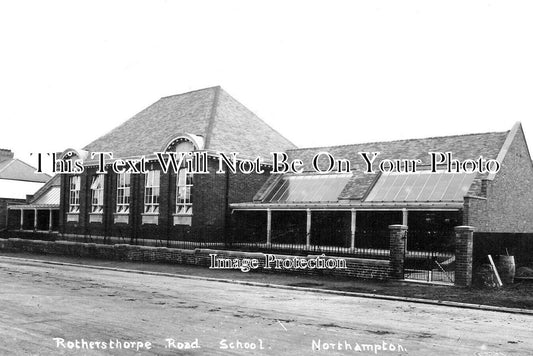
0, 160, 10, 171
285, 131, 508, 201
251, 129, 510, 204
287, 131, 508, 171
31, 187, 60, 206
84, 86, 296, 159
30, 174, 60, 204
0, 159, 50, 183
338, 171, 377, 200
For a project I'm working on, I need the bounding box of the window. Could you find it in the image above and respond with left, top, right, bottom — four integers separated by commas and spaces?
169, 137, 194, 226
176, 167, 193, 215
144, 170, 160, 214
69, 175, 80, 213
90, 174, 105, 213
364, 171, 476, 203
263, 173, 352, 203
116, 172, 131, 213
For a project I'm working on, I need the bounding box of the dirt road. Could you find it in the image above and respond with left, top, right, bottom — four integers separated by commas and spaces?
0, 256, 530, 355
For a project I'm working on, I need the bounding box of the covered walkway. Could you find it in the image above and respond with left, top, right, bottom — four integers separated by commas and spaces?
7, 175, 60, 232
230, 170, 470, 252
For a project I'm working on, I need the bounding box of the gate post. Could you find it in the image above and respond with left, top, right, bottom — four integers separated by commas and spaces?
389, 224, 407, 279
454, 226, 475, 287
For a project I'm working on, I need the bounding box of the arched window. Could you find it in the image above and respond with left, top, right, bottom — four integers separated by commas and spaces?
167, 137, 195, 226
173, 140, 194, 152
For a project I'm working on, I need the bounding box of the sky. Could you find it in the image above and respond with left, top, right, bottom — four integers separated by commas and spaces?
1, 1, 532, 174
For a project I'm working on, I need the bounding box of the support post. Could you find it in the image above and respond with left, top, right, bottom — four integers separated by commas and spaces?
49, 209, 53, 231
402, 208, 408, 226
34, 208, 38, 231
389, 224, 407, 279
266, 209, 272, 245
350, 209, 356, 249
306, 209, 311, 248
454, 226, 475, 287
20, 209, 23, 230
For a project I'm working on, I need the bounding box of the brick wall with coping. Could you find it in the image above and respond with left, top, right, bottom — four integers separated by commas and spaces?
3, 223, 476, 285
0, 238, 391, 280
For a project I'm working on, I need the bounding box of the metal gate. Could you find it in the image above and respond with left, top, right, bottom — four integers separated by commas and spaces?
403, 230, 455, 284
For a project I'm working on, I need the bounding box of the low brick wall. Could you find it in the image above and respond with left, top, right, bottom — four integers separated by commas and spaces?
0, 238, 391, 280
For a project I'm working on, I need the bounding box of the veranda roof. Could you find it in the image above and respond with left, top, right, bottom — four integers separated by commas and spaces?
237, 124, 525, 212
365, 171, 476, 203
263, 173, 352, 203
232, 170, 472, 210
230, 201, 464, 210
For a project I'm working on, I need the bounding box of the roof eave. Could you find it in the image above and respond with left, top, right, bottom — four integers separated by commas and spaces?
230, 201, 464, 211
8, 204, 59, 209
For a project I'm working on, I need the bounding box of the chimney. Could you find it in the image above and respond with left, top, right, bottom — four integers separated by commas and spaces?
0, 149, 14, 163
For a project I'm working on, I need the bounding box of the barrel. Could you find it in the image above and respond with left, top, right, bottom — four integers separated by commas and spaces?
497, 255, 516, 285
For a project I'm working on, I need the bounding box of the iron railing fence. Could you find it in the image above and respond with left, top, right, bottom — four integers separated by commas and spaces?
3, 228, 391, 259
404, 229, 455, 284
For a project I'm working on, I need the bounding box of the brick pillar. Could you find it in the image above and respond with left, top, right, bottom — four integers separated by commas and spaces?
389, 224, 407, 279
455, 226, 474, 287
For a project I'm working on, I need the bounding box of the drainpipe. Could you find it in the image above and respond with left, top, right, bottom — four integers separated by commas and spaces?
224, 169, 230, 245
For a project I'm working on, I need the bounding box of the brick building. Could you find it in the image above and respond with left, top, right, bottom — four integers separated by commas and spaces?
58, 87, 296, 243
0, 149, 50, 230
1, 87, 531, 286
53, 86, 533, 250
230, 122, 533, 251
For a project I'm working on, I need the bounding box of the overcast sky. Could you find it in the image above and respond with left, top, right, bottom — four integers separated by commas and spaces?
1, 1, 532, 174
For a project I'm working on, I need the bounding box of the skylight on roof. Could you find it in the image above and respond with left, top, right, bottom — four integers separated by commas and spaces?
263, 174, 352, 203
364, 171, 476, 203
